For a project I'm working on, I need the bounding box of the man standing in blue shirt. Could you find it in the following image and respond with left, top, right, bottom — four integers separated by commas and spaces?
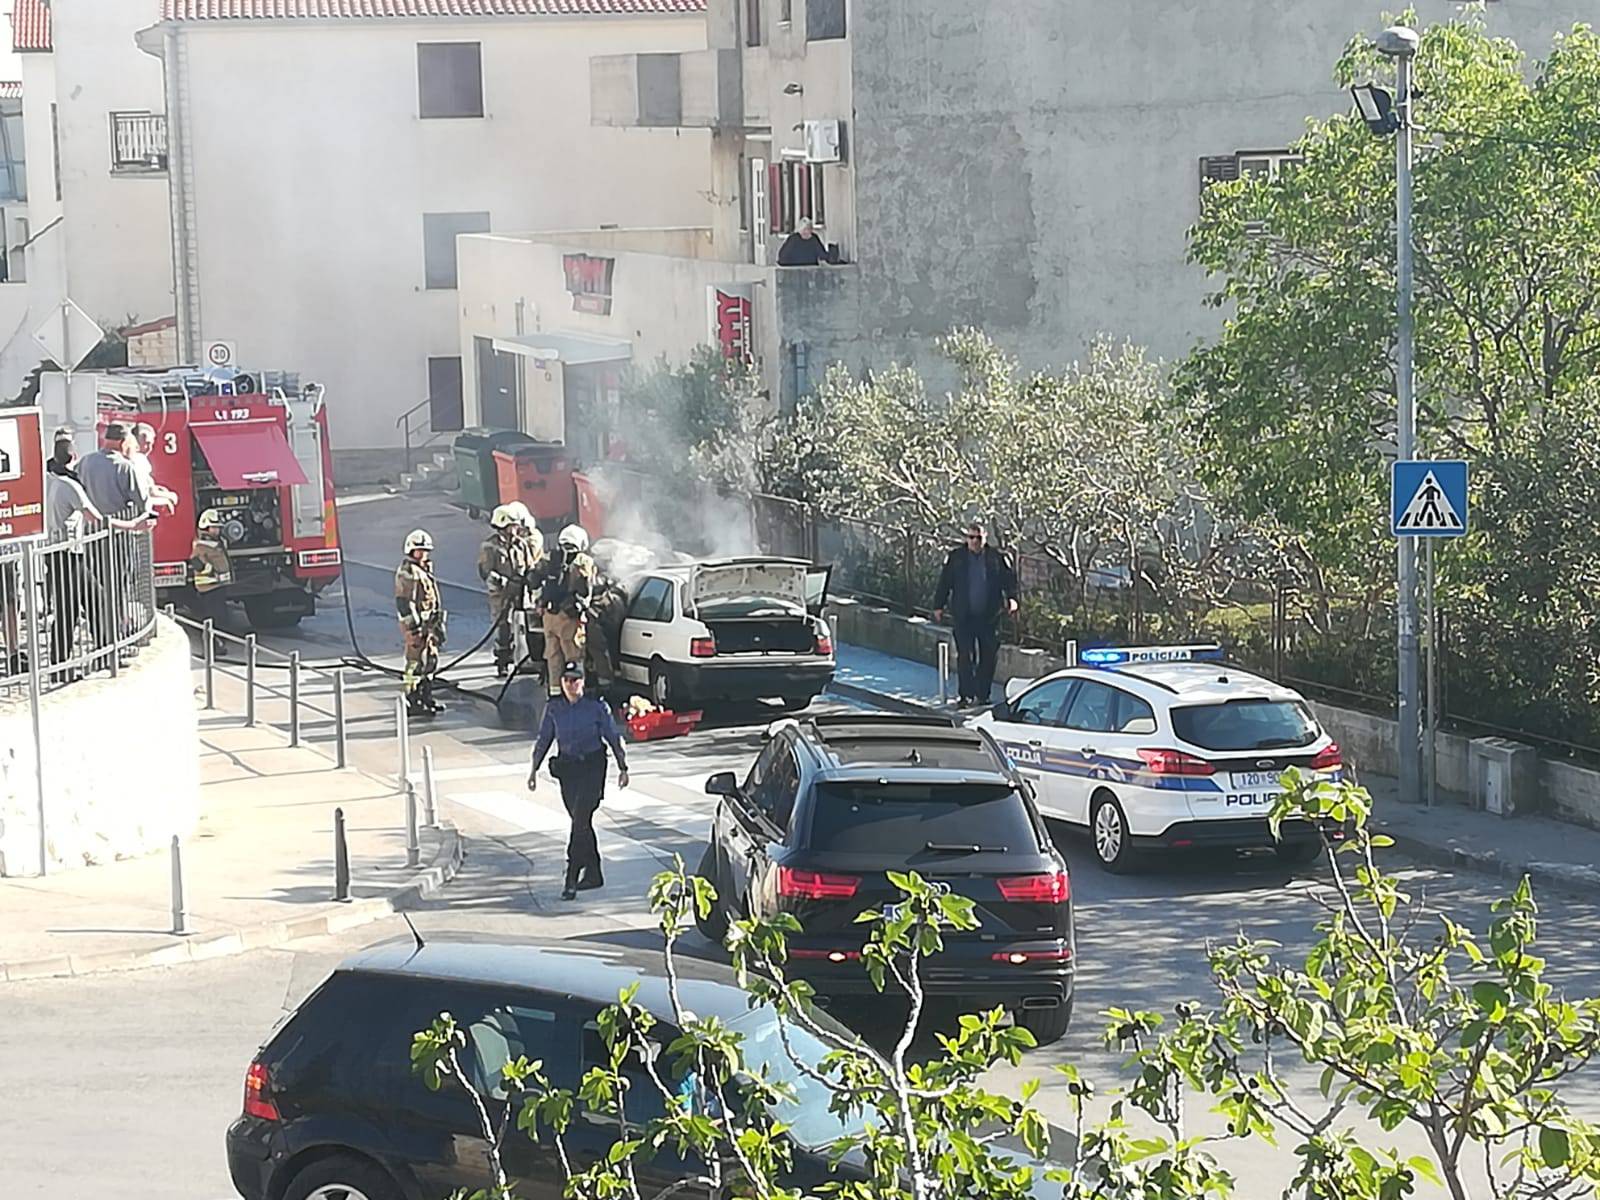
528, 660, 630, 900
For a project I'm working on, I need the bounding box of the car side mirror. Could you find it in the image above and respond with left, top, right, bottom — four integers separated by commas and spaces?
1004, 677, 1032, 702
990, 701, 1011, 721
705, 771, 739, 798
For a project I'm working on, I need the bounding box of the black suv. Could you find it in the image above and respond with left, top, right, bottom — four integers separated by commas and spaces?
228, 935, 894, 1200
695, 714, 1076, 1044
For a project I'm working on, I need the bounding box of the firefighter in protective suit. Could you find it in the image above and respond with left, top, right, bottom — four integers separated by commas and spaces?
189, 508, 234, 638
479, 505, 535, 677
396, 529, 446, 716
540, 524, 595, 698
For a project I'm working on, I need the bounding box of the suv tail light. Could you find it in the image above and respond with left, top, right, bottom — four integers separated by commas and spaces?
1310, 742, 1342, 770
243, 1061, 280, 1121
996, 871, 1071, 904
992, 947, 1073, 964
814, 633, 833, 656
777, 866, 860, 900
1137, 748, 1215, 776
791, 948, 861, 962
689, 636, 716, 658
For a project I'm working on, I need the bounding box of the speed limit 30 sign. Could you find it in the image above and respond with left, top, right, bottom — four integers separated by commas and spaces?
204, 339, 237, 368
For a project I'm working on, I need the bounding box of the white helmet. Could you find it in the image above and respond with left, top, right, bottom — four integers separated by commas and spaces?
404, 529, 434, 555
197, 508, 224, 531
506, 500, 535, 530
558, 524, 589, 552
490, 504, 518, 530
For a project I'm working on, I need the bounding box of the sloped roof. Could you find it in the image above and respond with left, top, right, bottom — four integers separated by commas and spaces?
162, 0, 704, 19
0, 82, 21, 100
11, 0, 52, 52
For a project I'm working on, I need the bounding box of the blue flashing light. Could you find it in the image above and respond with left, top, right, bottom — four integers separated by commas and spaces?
1079, 644, 1225, 668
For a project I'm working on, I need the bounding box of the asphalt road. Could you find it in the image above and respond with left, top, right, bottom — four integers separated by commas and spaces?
8, 493, 1600, 1199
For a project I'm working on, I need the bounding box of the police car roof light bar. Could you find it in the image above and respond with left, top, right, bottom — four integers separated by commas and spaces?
1079, 644, 1225, 668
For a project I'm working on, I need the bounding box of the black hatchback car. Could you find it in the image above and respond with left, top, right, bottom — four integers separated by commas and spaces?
228, 936, 891, 1200
695, 714, 1076, 1044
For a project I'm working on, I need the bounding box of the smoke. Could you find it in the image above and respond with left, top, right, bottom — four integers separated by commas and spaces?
583, 461, 759, 572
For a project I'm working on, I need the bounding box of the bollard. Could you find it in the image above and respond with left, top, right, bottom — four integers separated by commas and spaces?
170, 835, 189, 936
333, 806, 351, 901
937, 641, 950, 705
289, 650, 302, 747
421, 745, 439, 828
245, 634, 258, 727
202, 619, 216, 710
395, 695, 411, 791
333, 669, 348, 769
1063, 639, 1078, 669
405, 782, 421, 869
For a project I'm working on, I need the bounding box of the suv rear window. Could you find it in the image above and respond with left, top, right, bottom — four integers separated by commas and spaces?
1171, 699, 1320, 751
808, 783, 1038, 855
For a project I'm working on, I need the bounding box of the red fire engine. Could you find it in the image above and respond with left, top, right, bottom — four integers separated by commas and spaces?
96, 367, 342, 629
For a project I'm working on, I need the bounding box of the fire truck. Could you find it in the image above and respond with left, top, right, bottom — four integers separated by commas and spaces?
96, 367, 342, 629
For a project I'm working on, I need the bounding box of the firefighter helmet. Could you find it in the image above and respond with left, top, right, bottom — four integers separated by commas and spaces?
197, 508, 224, 531
404, 529, 434, 555
490, 504, 518, 530
507, 500, 535, 529
557, 524, 589, 552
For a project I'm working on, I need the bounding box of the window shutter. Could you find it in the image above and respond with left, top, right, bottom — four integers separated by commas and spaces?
811, 164, 826, 226
768, 162, 782, 232
1198, 154, 1240, 195
797, 164, 812, 220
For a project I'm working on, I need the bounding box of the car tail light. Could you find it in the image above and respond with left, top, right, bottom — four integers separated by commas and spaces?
689, 637, 716, 658
814, 634, 833, 656
1310, 742, 1342, 770
996, 872, 1071, 904
1137, 748, 1215, 776
992, 947, 1073, 964
243, 1061, 280, 1121
791, 948, 861, 962
777, 866, 860, 900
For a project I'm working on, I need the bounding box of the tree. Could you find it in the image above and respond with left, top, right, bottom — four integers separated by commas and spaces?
1176, 13, 1600, 741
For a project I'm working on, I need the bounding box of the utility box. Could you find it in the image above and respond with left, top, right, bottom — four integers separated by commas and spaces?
1469, 737, 1540, 817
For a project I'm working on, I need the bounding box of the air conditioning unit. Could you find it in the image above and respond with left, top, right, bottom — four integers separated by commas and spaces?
804, 118, 843, 164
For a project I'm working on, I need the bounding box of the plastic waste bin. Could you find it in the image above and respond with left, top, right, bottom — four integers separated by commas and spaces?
493, 441, 576, 527
453, 428, 535, 517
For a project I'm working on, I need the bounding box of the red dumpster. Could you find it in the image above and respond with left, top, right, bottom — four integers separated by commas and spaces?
492, 442, 575, 524
572, 471, 607, 541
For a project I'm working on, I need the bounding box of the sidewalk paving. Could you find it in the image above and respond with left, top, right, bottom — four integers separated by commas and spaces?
830, 643, 1600, 900
0, 714, 462, 982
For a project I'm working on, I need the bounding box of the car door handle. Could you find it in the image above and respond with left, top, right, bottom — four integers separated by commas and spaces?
640, 631, 653, 638
1080, 746, 1098, 756
1027, 739, 1043, 748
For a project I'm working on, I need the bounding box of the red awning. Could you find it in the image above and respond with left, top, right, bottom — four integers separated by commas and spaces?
190, 420, 308, 488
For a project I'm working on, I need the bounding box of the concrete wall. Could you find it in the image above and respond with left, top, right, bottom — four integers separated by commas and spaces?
170, 14, 712, 456
0, 616, 199, 877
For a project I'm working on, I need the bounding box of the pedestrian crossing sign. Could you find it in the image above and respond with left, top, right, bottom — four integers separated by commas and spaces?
1392, 459, 1468, 538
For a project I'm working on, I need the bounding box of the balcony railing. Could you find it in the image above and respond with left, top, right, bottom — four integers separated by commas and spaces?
110, 111, 168, 174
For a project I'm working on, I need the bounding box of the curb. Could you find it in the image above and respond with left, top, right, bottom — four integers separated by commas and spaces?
0, 825, 467, 983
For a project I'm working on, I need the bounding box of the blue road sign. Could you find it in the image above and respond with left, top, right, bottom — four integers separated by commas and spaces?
1392, 459, 1468, 537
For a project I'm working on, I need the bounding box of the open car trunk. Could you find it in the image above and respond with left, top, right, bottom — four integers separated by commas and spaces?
688, 560, 830, 615
704, 617, 817, 655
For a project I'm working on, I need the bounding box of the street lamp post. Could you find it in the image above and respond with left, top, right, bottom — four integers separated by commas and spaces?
1355, 24, 1423, 803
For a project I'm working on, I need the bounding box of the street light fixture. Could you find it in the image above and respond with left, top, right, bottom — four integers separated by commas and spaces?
1351, 83, 1397, 134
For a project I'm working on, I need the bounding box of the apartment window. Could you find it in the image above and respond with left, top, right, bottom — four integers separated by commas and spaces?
745, 0, 763, 46
418, 42, 484, 119
806, 0, 846, 41
769, 159, 826, 233
738, 155, 750, 231
1199, 149, 1302, 195
422, 211, 490, 289
427, 356, 464, 433
109, 111, 168, 174
50, 103, 60, 201
0, 102, 25, 203
779, 0, 792, 22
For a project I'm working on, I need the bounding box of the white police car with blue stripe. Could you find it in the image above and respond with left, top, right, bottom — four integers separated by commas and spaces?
968, 645, 1343, 872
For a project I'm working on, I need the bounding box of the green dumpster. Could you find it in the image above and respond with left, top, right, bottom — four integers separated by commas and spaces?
452, 428, 535, 517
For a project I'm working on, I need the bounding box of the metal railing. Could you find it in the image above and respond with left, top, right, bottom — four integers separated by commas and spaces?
0, 525, 159, 694
397, 395, 451, 478
110, 111, 168, 173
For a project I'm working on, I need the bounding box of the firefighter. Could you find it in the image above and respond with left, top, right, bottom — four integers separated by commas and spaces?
540, 523, 595, 698
396, 528, 446, 716
585, 571, 628, 701
189, 508, 234, 650
479, 505, 533, 677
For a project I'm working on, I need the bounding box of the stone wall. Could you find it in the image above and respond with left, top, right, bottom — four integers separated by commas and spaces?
0, 616, 200, 876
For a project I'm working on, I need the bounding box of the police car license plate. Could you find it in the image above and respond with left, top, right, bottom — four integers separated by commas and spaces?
1231, 770, 1282, 790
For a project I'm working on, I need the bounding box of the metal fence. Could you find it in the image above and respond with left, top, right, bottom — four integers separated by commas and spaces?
0, 525, 159, 695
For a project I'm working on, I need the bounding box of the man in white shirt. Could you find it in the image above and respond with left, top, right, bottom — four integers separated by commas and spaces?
45, 452, 150, 665
131, 423, 178, 513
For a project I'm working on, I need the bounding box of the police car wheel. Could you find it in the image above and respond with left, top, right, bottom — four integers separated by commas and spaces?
1091, 794, 1135, 873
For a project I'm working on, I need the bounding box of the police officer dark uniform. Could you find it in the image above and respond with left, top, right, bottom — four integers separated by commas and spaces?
395, 528, 446, 716
478, 504, 535, 677
527, 660, 630, 900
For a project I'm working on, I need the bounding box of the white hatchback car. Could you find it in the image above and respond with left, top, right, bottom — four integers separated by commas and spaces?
615, 557, 835, 709
969, 645, 1344, 871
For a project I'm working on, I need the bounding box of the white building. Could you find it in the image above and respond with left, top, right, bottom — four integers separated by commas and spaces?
137, 0, 713, 479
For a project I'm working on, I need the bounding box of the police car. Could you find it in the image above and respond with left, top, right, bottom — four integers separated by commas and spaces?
968, 645, 1343, 872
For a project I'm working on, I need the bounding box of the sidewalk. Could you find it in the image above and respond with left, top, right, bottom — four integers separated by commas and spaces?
0, 714, 462, 982
830, 643, 1600, 899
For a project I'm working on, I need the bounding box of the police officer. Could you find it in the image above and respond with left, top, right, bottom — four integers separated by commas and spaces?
396, 528, 446, 716
478, 505, 533, 677
189, 508, 234, 644
527, 660, 629, 900
540, 524, 596, 698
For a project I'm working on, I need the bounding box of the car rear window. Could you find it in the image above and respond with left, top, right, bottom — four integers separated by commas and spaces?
1171, 699, 1320, 751
807, 783, 1038, 855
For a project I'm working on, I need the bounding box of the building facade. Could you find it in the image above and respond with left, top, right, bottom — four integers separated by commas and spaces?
139, 0, 714, 477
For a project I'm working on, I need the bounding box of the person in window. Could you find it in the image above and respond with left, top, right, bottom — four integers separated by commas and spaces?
932, 520, 1019, 708
777, 218, 836, 266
